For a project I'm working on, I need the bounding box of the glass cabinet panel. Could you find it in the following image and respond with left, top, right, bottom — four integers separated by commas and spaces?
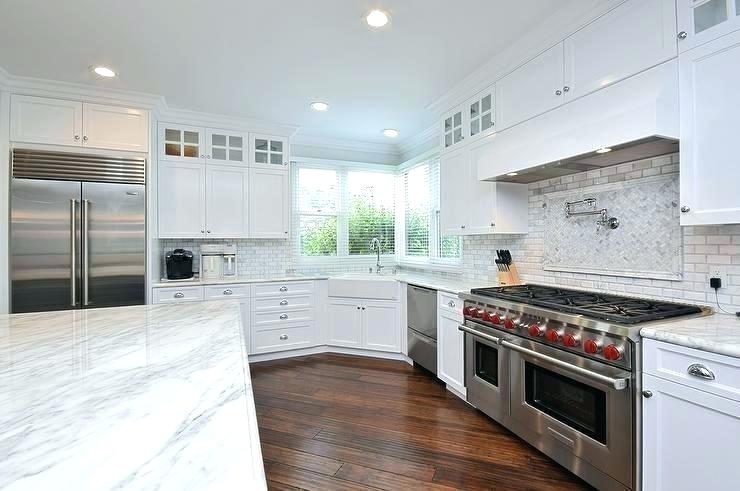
208, 130, 246, 165
469, 89, 495, 137
694, 0, 728, 33
251, 135, 287, 167
443, 109, 464, 148
162, 126, 202, 160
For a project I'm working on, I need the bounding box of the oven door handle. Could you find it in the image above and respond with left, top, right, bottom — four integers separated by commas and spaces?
500, 339, 630, 391
458, 325, 503, 345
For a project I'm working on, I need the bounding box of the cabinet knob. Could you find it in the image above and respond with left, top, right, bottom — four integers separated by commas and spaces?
223, 289, 233, 295
563, 86, 570, 93
642, 390, 653, 398
206, 230, 211, 234
680, 205, 690, 213
200, 154, 205, 158
279, 286, 288, 292
448, 300, 456, 307
200, 230, 205, 234
74, 135, 80, 141
284, 231, 288, 234
82, 135, 88, 142
280, 314, 288, 320
206, 155, 211, 159
280, 299, 288, 306
461, 225, 466, 229
174, 292, 184, 299
357, 306, 361, 310
555, 89, 563, 96
279, 334, 288, 340
678, 31, 688, 40
362, 306, 366, 310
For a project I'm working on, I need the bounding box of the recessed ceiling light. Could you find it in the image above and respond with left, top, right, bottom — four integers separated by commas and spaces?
310, 101, 329, 112
382, 128, 399, 138
365, 9, 391, 29
92, 66, 116, 78
596, 147, 613, 154
507, 172, 519, 176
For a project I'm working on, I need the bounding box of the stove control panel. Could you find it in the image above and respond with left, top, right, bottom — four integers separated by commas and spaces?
463, 300, 632, 369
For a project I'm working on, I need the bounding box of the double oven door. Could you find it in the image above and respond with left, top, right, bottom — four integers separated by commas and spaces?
462, 323, 634, 491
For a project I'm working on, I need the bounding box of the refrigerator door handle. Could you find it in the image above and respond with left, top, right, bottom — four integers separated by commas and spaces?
70, 199, 78, 307
82, 199, 90, 306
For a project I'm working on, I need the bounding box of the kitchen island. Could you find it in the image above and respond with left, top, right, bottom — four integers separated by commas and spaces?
0, 301, 265, 490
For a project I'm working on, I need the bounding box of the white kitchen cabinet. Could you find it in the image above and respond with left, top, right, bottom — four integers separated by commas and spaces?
642, 373, 740, 490
206, 128, 247, 167
158, 123, 205, 163
157, 161, 207, 238
679, 29, 740, 225
677, 0, 740, 52
205, 165, 249, 238
363, 301, 400, 352
250, 133, 289, 168
564, 0, 677, 101
249, 167, 289, 238
437, 298, 465, 396
441, 106, 466, 150
467, 85, 495, 139
328, 299, 363, 348
440, 145, 528, 235
81, 103, 148, 152
496, 43, 565, 131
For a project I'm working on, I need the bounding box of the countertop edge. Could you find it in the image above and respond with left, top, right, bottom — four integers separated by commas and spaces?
640, 326, 740, 359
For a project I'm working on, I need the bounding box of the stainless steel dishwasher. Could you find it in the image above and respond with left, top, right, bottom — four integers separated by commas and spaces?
407, 285, 438, 374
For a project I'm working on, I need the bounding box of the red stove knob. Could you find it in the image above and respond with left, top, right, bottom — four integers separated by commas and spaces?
463, 306, 475, 317
491, 313, 502, 324
584, 339, 602, 354
563, 334, 580, 347
604, 344, 623, 361
503, 317, 515, 329
482, 311, 493, 322
471, 308, 482, 318
528, 323, 545, 337
545, 329, 562, 343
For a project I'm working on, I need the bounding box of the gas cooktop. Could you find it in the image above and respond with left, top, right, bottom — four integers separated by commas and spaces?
469, 284, 703, 325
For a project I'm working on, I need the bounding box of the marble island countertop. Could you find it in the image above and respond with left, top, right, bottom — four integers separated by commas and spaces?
641, 312, 740, 359
0, 301, 266, 490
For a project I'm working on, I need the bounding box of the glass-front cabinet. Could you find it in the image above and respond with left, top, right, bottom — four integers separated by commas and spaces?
468, 85, 495, 138
206, 129, 247, 166
442, 107, 465, 150
158, 123, 205, 163
250, 133, 289, 168
678, 0, 740, 51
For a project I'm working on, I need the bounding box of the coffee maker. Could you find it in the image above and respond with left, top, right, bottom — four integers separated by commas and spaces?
200, 243, 238, 279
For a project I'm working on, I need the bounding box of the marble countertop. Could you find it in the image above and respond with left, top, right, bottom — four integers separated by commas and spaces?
152, 273, 328, 288
0, 301, 266, 491
641, 312, 740, 359
393, 272, 489, 294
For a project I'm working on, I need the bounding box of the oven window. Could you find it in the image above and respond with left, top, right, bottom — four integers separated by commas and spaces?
525, 362, 607, 444
475, 341, 499, 387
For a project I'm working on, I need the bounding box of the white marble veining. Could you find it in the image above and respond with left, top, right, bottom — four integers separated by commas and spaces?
641, 313, 740, 359
0, 301, 266, 491
394, 272, 489, 294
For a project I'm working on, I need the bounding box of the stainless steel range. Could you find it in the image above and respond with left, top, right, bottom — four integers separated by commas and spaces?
458, 284, 707, 491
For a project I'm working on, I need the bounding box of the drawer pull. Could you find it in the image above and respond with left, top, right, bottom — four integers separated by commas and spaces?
279, 286, 288, 292
223, 289, 233, 295
280, 299, 288, 306
279, 314, 288, 320
279, 334, 288, 340
174, 292, 184, 299
687, 363, 715, 381
448, 300, 456, 308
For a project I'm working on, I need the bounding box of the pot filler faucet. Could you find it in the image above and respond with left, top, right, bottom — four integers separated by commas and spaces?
370, 237, 384, 274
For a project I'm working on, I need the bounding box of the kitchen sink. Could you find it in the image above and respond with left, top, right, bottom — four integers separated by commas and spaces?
327, 273, 399, 300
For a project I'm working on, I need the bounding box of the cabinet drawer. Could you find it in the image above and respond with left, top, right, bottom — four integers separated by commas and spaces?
251, 294, 313, 312
252, 281, 314, 297
643, 339, 740, 402
204, 284, 250, 300
251, 309, 314, 331
251, 324, 316, 354
152, 286, 204, 304
438, 292, 463, 315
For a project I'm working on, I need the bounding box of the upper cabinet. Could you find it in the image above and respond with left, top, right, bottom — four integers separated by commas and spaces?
249, 167, 290, 238
442, 107, 465, 149
496, 43, 565, 131
250, 133, 289, 168
564, 0, 677, 101
10, 95, 148, 152
678, 29, 740, 225
207, 129, 247, 166
158, 123, 206, 163
677, 0, 740, 52
467, 85, 496, 139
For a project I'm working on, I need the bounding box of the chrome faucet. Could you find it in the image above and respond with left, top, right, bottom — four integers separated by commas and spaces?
370, 237, 384, 274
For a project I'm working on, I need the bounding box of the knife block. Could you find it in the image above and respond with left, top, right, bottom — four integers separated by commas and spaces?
498, 263, 523, 286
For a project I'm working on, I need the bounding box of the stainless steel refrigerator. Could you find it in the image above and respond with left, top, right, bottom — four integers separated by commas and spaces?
10, 148, 146, 313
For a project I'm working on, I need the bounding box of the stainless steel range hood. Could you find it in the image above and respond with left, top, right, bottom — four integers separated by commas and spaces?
492, 136, 679, 184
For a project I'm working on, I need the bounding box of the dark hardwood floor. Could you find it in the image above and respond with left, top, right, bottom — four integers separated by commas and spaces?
250, 353, 591, 491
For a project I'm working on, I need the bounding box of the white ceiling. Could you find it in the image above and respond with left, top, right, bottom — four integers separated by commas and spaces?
0, 0, 601, 145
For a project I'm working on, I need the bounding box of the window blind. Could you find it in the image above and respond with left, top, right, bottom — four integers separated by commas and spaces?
404, 163, 431, 256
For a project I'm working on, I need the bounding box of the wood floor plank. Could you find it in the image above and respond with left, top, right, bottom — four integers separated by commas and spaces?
334, 462, 458, 491
261, 443, 343, 476
266, 462, 378, 491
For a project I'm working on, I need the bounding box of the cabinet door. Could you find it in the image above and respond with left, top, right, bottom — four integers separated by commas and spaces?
206, 129, 247, 166
642, 373, 740, 490
467, 85, 495, 139
328, 300, 363, 347
157, 161, 206, 238
362, 301, 400, 352
441, 106, 466, 149
158, 123, 205, 163
496, 43, 565, 131
82, 103, 149, 152
564, 0, 677, 101
10, 95, 82, 146
677, 0, 740, 52
249, 167, 289, 238
438, 310, 465, 395
679, 30, 740, 225
250, 133, 289, 168
205, 165, 249, 238
439, 147, 468, 235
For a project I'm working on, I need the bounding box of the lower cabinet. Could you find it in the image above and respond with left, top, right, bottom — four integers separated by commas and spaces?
437, 306, 465, 396
328, 298, 400, 352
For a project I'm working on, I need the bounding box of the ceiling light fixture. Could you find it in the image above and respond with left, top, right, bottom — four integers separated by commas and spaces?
596, 147, 613, 154
365, 9, 391, 29
92, 66, 116, 78
382, 128, 399, 138
310, 101, 330, 112
507, 172, 519, 176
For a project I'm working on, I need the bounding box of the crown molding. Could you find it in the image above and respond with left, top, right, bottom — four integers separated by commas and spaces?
397, 123, 438, 156
0, 66, 9, 89
427, 0, 623, 116
161, 106, 298, 137
291, 131, 401, 159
